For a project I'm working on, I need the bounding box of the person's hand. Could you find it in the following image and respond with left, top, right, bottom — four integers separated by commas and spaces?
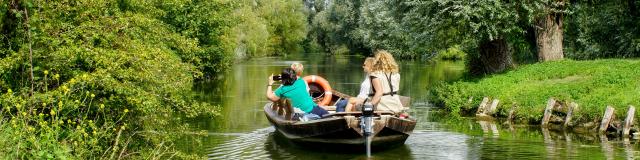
352, 98, 364, 105
268, 74, 275, 86
354, 101, 363, 106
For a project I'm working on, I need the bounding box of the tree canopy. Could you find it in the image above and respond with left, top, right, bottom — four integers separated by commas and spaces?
306, 0, 640, 62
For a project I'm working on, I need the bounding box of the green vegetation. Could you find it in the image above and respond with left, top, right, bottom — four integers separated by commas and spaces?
565, 0, 640, 59
430, 59, 640, 124
305, 0, 639, 73
231, 0, 308, 58
435, 45, 466, 61
0, 0, 308, 159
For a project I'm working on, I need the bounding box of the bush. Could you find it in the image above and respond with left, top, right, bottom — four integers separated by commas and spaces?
435, 45, 466, 61
1, 1, 216, 159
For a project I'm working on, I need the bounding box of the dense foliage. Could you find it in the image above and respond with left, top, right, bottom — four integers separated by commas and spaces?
430, 59, 640, 124
306, 0, 640, 61
231, 0, 308, 58
0, 0, 308, 159
565, 0, 640, 59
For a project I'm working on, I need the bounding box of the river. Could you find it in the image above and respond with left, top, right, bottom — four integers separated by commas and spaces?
186, 53, 639, 159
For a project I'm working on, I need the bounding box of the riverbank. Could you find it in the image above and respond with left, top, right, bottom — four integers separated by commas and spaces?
430, 59, 640, 125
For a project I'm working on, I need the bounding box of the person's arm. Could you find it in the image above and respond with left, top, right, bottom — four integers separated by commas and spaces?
370, 77, 383, 106
266, 74, 280, 102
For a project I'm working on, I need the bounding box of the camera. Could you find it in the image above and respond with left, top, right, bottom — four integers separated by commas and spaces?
272, 75, 282, 81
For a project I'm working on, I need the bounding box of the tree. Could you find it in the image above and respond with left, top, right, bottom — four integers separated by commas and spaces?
309, 0, 369, 54
258, 0, 308, 55
358, 0, 414, 58
527, 0, 568, 61
405, 0, 521, 75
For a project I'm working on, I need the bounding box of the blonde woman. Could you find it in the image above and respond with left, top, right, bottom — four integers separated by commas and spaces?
369, 50, 403, 113
336, 57, 376, 112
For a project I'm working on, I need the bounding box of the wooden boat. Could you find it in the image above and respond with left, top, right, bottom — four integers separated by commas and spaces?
263, 89, 416, 150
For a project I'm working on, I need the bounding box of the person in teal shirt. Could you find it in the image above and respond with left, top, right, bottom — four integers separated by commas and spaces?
267, 68, 329, 120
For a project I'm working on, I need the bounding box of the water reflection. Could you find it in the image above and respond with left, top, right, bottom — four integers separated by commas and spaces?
208, 127, 273, 160
406, 131, 476, 160
478, 121, 499, 139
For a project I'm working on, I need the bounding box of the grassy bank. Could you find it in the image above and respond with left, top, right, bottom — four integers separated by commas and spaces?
430, 59, 640, 124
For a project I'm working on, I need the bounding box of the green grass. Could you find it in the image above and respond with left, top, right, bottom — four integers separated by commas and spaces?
430, 59, 640, 124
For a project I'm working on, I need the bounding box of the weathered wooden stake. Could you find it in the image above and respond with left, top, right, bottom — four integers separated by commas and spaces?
487, 99, 500, 115
476, 97, 490, 115
599, 106, 615, 133
623, 105, 635, 137
564, 102, 578, 128
542, 98, 556, 126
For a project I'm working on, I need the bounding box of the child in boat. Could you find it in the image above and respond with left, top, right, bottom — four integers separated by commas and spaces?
267, 68, 329, 121
336, 57, 376, 112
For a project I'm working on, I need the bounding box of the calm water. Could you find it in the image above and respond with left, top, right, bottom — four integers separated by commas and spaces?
189, 53, 640, 159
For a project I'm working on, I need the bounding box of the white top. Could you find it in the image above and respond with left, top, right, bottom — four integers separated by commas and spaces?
356, 76, 371, 99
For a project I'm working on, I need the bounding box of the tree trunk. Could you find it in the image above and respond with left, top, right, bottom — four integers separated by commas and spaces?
470, 38, 513, 75
535, 12, 564, 61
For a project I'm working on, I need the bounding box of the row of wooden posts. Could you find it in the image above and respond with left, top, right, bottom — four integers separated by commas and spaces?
475, 97, 637, 137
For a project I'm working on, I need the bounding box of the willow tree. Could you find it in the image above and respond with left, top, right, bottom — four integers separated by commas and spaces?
406, 0, 574, 75
406, 0, 521, 75
529, 0, 568, 61
358, 0, 414, 58
309, 0, 369, 54
258, 0, 309, 55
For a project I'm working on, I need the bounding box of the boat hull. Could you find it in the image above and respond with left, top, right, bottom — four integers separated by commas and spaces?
264, 103, 416, 149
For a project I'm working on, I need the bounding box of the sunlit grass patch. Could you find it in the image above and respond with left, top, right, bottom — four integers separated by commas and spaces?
430, 59, 640, 123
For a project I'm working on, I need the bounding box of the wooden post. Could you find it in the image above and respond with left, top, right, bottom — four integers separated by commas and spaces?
487, 99, 500, 115
542, 98, 556, 126
599, 106, 615, 133
564, 102, 578, 128
623, 105, 635, 137
476, 97, 490, 115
